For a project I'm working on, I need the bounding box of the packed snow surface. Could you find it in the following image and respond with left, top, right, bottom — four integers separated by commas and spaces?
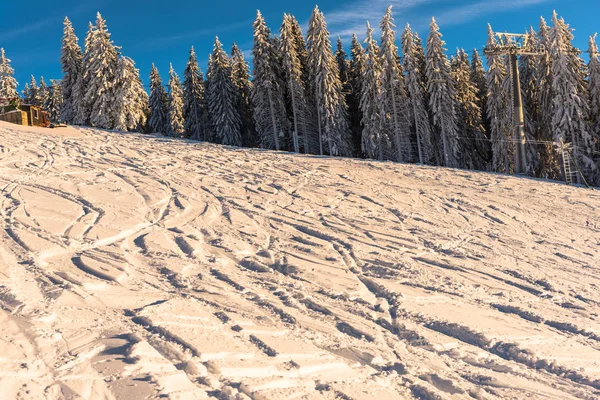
1, 121, 599, 399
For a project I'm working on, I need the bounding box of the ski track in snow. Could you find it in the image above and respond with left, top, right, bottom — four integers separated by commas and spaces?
0, 121, 600, 399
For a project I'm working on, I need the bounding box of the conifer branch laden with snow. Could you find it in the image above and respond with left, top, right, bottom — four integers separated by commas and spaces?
183, 47, 209, 141
230, 43, 256, 147
115, 57, 148, 132
251, 11, 288, 151
485, 25, 511, 173
380, 6, 413, 163
426, 17, 459, 168
148, 64, 169, 134
85, 13, 120, 129
60, 17, 82, 124
451, 49, 486, 169
47, 80, 64, 122
306, 6, 351, 156
281, 14, 314, 153
0, 48, 18, 102
360, 22, 386, 161
167, 64, 185, 137
208, 37, 242, 146
401, 24, 434, 165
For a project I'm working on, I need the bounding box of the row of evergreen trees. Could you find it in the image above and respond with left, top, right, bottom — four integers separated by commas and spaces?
2, 7, 599, 184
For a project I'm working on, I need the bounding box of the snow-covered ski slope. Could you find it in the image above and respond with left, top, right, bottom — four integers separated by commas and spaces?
1, 121, 599, 400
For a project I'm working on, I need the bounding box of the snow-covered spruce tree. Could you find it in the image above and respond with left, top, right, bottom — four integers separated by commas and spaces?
85, 13, 120, 129
401, 24, 434, 165
380, 6, 412, 163
47, 80, 63, 122
39, 77, 50, 109
536, 17, 560, 178
591, 34, 600, 182
208, 37, 242, 146
281, 14, 314, 153
0, 48, 18, 102
114, 57, 148, 132
251, 11, 288, 150
231, 43, 257, 147
360, 22, 387, 161
60, 17, 82, 124
73, 22, 95, 126
148, 64, 168, 134
27, 76, 39, 105
550, 11, 595, 183
306, 6, 351, 156
519, 27, 542, 176
588, 34, 600, 166
426, 17, 459, 168
485, 24, 511, 173
288, 16, 310, 86
470, 49, 489, 138
335, 37, 352, 104
22, 84, 30, 103
183, 47, 209, 140
588, 34, 600, 138
167, 63, 185, 137
451, 49, 486, 170
413, 33, 429, 101
348, 34, 366, 156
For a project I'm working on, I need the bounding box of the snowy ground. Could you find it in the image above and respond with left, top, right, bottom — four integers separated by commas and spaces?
0, 121, 599, 400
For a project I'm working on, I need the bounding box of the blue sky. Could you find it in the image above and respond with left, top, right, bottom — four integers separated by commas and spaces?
0, 0, 598, 90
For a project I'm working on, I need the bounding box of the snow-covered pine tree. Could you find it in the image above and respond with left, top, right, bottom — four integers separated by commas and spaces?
39, 77, 50, 109
281, 14, 315, 153
588, 34, 600, 144
47, 80, 63, 122
401, 24, 434, 165
451, 49, 486, 169
590, 34, 600, 182
536, 17, 560, 178
148, 64, 168, 134
73, 22, 94, 126
85, 13, 120, 129
28, 76, 40, 105
348, 34, 366, 156
485, 24, 511, 173
470, 49, 489, 138
114, 57, 148, 132
360, 22, 387, 160
22, 84, 30, 104
550, 11, 595, 183
167, 63, 185, 137
335, 37, 351, 104
208, 37, 242, 146
426, 17, 459, 168
183, 47, 209, 140
306, 6, 351, 156
519, 27, 542, 176
0, 48, 18, 102
60, 17, 82, 123
231, 43, 257, 147
251, 11, 288, 150
414, 33, 428, 100
288, 16, 310, 86
380, 6, 412, 163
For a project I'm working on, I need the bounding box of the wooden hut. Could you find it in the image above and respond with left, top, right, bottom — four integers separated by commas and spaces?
0, 104, 49, 127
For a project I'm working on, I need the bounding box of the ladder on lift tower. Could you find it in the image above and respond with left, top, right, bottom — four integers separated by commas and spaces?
562, 147, 575, 185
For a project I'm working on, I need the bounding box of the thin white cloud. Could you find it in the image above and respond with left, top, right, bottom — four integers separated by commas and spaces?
432, 0, 555, 29
0, 1, 110, 42
323, 0, 556, 43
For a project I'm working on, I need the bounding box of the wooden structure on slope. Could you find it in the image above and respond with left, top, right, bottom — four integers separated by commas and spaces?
0, 104, 50, 127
